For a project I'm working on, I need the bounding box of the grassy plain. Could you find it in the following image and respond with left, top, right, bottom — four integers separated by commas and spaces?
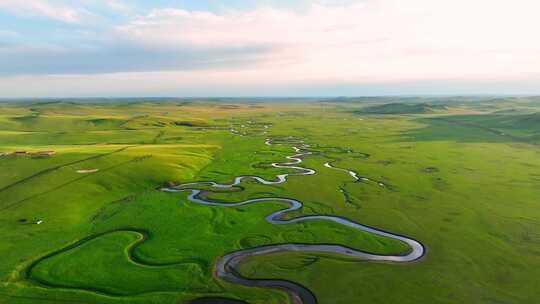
0, 98, 539, 303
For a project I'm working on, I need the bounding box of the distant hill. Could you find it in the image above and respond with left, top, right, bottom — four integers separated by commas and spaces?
356, 103, 447, 114
418, 111, 540, 145
491, 112, 540, 130
520, 112, 540, 125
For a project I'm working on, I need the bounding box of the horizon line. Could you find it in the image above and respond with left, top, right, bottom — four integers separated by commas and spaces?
1, 94, 539, 101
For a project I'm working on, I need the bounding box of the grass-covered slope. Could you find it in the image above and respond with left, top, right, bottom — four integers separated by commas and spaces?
0, 100, 539, 304
408, 112, 540, 145
356, 102, 447, 114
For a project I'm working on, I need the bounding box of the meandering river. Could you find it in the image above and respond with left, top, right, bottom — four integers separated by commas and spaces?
162, 139, 425, 304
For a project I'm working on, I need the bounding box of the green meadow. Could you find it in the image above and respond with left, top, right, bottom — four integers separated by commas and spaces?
0, 98, 539, 303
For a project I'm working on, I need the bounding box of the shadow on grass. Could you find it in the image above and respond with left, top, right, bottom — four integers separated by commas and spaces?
401, 114, 540, 145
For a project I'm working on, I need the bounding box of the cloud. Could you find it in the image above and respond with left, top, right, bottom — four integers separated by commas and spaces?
0, 0, 539, 97
0, 29, 19, 38
100, 0, 540, 81
0, 3, 376, 75
0, 42, 275, 75
104, 0, 131, 13
116, 4, 369, 48
0, 0, 92, 23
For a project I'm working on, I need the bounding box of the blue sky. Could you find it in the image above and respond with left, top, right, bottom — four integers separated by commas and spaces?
0, 0, 539, 97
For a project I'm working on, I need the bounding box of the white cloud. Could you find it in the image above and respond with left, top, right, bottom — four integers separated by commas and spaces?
0, 0, 91, 23
0, 0, 539, 96
116, 4, 369, 48
113, 0, 540, 81
104, 0, 132, 14
0, 29, 19, 38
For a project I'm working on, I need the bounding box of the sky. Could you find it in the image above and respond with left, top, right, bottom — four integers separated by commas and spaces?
0, 0, 539, 97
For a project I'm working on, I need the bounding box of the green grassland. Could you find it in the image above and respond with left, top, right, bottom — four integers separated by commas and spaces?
355, 102, 448, 114
0, 98, 539, 303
